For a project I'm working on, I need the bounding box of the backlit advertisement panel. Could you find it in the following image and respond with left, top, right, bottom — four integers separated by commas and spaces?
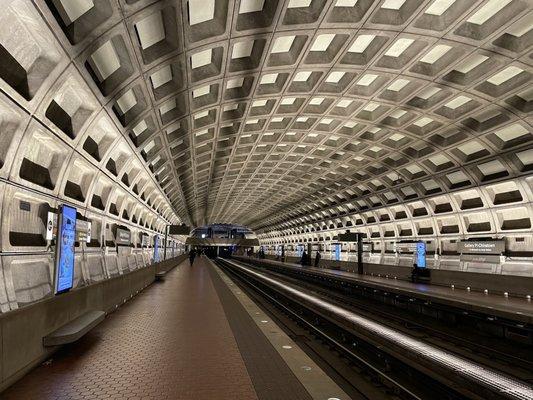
334, 243, 341, 261
416, 241, 426, 268
55, 205, 77, 294
154, 235, 160, 263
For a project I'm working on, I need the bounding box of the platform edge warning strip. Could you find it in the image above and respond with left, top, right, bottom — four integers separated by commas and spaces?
206, 260, 314, 400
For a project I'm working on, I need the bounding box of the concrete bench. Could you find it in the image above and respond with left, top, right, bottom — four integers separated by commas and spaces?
43, 310, 105, 347
155, 270, 168, 281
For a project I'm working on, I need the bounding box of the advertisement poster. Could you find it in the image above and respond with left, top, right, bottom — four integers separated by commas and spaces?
116, 228, 131, 246
334, 244, 341, 261
55, 205, 77, 294
296, 244, 304, 258
416, 242, 426, 268
154, 235, 160, 263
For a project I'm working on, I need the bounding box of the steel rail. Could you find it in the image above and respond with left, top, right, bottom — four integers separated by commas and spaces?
221, 258, 533, 400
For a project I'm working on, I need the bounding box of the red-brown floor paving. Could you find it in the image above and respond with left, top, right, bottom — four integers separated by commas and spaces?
2, 258, 259, 400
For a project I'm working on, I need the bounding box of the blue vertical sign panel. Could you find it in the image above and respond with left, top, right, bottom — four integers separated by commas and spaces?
154, 235, 160, 263
55, 205, 77, 294
416, 241, 426, 268
334, 244, 341, 261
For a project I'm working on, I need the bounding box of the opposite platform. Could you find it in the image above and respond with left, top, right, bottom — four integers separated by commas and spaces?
235, 256, 533, 324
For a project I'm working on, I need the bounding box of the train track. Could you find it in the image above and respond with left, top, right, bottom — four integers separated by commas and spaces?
236, 258, 533, 376
215, 257, 533, 400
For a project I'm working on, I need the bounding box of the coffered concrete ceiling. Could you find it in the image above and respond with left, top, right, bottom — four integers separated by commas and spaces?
34, 0, 533, 229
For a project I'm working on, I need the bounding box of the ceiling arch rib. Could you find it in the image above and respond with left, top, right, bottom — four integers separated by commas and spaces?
41, 0, 532, 229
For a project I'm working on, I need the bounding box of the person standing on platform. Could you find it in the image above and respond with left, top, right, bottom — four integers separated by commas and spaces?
300, 250, 308, 267
189, 248, 196, 266
314, 251, 321, 268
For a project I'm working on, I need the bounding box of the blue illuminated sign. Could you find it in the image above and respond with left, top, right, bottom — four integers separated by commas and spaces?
55, 205, 77, 294
416, 241, 426, 268
334, 244, 341, 261
154, 235, 160, 263
297, 244, 304, 257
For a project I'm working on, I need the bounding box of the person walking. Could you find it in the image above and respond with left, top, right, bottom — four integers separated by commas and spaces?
189, 248, 196, 266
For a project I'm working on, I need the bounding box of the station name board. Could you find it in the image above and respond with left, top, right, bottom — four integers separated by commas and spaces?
338, 232, 359, 242
47, 211, 91, 243
116, 228, 131, 246
457, 240, 505, 254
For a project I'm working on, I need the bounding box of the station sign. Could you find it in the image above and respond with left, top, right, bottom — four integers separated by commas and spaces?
168, 224, 191, 235
394, 242, 417, 253
116, 228, 131, 246
141, 234, 149, 247
460, 254, 501, 264
361, 243, 373, 252
47, 211, 91, 243
338, 232, 359, 242
76, 220, 92, 243
457, 240, 504, 254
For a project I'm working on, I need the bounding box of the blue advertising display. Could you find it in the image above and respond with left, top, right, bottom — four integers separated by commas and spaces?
296, 244, 304, 257
334, 244, 341, 261
416, 241, 426, 268
55, 205, 77, 294
154, 235, 160, 262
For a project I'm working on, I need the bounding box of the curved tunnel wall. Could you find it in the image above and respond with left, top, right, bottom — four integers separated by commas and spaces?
0, 0, 532, 307
0, 0, 183, 313
258, 176, 533, 276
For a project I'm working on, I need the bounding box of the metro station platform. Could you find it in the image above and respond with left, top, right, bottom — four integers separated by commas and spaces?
236, 256, 533, 325
1, 258, 347, 400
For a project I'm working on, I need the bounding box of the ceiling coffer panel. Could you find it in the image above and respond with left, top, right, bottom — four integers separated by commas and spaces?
40, 0, 532, 230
